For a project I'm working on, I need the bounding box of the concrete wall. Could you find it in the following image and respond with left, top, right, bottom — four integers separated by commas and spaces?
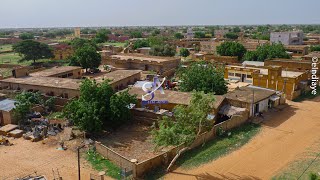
1, 111, 14, 125
0, 82, 80, 99
94, 110, 250, 178
95, 142, 134, 171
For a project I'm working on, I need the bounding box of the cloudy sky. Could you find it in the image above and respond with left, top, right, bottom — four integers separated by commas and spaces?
0, 0, 319, 28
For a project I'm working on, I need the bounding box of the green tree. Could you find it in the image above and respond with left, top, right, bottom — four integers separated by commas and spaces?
132, 39, 149, 49
311, 45, 320, 52
152, 91, 215, 146
13, 40, 54, 63
130, 31, 143, 38
44, 32, 56, 38
94, 29, 110, 43
194, 31, 206, 38
19, 33, 34, 40
178, 62, 228, 95
180, 48, 190, 59
72, 44, 101, 71
309, 173, 320, 180
149, 44, 176, 57
216, 41, 247, 60
224, 32, 239, 40
70, 38, 97, 50
110, 90, 137, 127
13, 92, 55, 124
243, 43, 290, 62
63, 79, 137, 133
233, 27, 241, 33
174, 32, 184, 39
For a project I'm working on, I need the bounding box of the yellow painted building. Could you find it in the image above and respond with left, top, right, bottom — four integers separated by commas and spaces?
225, 65, 309, 100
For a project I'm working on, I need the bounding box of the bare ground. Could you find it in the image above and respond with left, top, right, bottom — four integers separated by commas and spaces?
98, 122, 165, 162
0, 135, 108, 180
165, 97, 320, 180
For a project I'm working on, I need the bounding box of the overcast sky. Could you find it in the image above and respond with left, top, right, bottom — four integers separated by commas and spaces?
1, 0, 320, 28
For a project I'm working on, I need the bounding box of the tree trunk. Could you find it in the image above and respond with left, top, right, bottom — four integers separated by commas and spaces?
166, 147, 190, 172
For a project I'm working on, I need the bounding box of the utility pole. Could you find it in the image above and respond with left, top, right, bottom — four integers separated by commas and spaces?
77, 147, 80, 180
77, 144, 85, 180
252, 89, 255, 116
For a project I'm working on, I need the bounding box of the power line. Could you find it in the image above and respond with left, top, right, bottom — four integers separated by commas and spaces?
297, 152, 320, 179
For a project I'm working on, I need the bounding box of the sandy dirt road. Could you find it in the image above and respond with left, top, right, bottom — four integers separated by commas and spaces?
0, 137, 111, 180
165, 97, 320, 180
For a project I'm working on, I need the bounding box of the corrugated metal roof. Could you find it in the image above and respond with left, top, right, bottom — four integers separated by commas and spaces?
0, 99, 16, 112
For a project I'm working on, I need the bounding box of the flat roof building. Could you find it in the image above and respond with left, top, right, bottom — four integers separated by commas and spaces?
270, 31, 304, 45
225, 65, 309, 100
30, 66, 83, 79
105, 54, 180, 77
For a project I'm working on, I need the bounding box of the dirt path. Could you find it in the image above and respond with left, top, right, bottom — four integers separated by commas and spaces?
0, 137, 110, 180
165, 97, 320, 180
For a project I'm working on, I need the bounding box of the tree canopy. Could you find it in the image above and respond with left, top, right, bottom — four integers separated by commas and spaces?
194, 31, 206, 38
70, 38, 97, 50
130, 31, 143, 38
180, 48, 190, 58
216, 41, 247, 60
63, 79, 137, 133
13, 92, 55, 124
174, 32, 184, 39
132, 39, 149, 49
243, 43, 290, 62
13, 40, 54, 63
311, 45, 320, 52
19, 33, 34, 40
152, 91, 215, 146
149, 44, 176, 57
224, 32, 239, 40
70, 44, 101, 71
94, 29, 110, 43
178, 62, 228, 95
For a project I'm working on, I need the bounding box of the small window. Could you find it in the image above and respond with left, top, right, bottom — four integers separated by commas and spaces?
247, 74, 252, 78
228, 72, 235, 77
235, 73, 241, 77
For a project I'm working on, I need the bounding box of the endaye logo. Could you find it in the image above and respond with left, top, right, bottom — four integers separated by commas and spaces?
141, 76, 169, 105
311, 57, 319, 95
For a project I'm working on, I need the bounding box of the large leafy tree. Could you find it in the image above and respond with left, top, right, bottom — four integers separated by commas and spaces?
149, 44, 176, 57
216, 41, 247, 60
19, 33, 34, 40
194, 31, 206, 38
94, 29, 111, 43
180, 48, 190, 59
152, 91, 215, 146
133, 39, 150, 49
224, 32, 239, 40
13, 40, 54, 63
130, 31, 143, 38
174, 32, 184, 39
311, 45, 320, 52
63, 79, 137, 133
71, 44, 101, 71
178, 62, 228, 95
243, 43, 290, 62
13, 92, 55, 124
70, 38, 97, 50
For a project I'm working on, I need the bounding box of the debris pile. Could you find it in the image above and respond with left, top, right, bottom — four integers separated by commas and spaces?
21, 112, 67, 142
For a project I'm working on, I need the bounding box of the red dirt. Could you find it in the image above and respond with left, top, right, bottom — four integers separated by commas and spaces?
165, 97, 320, 180
0, 136, 111, 180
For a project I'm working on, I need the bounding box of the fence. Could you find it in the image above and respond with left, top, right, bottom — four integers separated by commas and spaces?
95, 142, 134, 172
95, 110, 249, 178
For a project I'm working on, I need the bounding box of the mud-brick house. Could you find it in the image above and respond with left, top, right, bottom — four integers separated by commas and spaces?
225, 86, 285, 117
0, 97, 16, 125
49, 43, 74, 60
127, 86, 226, 122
